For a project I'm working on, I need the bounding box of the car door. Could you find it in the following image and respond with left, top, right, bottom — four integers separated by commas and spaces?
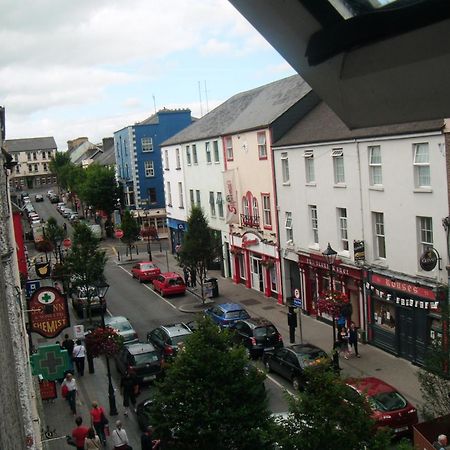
148, 329, 165, 353
270, 348, 289, 376
131, 264, 139, 278
283, 352, 301, 381
233, 321, 249, 346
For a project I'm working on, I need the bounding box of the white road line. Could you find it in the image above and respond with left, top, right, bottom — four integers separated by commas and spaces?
260, 370, 296, 397
116, 265, 177, 310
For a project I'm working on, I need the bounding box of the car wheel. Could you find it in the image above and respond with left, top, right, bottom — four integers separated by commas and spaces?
139, 277, 143, 283
264, 360, 271, 372
292, 377, 301, 391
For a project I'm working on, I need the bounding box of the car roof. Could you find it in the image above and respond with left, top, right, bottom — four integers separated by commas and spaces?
105, 316, 130, 325
218, 303, 246, 312
126, 342, 156, 354
160, 272, 182, 278
159, 323, 192, 337
238, 317, 274, 328
287, 344, 326, 355
346, 377, 398, 397
138, 261, 156, 265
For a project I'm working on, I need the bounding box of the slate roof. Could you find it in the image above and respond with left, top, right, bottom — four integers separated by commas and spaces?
73, 147, 101, 165
94, 142, 116, 166
273, 102, 444, 147
163, 75, 311, 146
4, 136, 57, 152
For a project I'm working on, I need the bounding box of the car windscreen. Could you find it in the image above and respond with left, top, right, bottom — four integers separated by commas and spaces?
134, 352, 160, 365
110, 321, 133, 332
254, 325, 278, 337
225, 310, 246, 320
169, 334, 190, 346
369, 391, 407, 412
301, 349, 327, 362
140, 263, 156, 270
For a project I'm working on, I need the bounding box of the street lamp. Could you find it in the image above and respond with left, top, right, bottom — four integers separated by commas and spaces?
93, 280, 118, 416
322, 243, 338, 344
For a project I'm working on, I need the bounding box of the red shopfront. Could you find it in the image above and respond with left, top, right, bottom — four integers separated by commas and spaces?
298, 253, 363, 327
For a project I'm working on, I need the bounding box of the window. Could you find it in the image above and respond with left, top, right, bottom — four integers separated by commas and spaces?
304, 150, 315, 183
373, 212, 386, 258
205, 142, 211, 163
186, 145, 191, 165
166, 182, 172, 206
413, 143, 431, 187
418, 216, 433, 256
242, 196, 250, 217
332, 149, 345, 184
192, 144, 198, 164
368, 146, 382, 185
310, 205, 318, 244
285, 212, 293, 242
27, 153, 31, 161
189, 189, 194, 207
15, 165, 20, 173
43, 163, 48, 171
338, 208, 349, 251
42, 151, 46, 159
196, 190, 201, 206
257, 132, 267, 159
213, 140, 220, 163
33, 152, 37, 160
164, 149, 169, 170
148, 188, 157, 204
34, 164, 38, 172
252, 197, 258, 219
209, 191, 216, 216
217, 192, 224, 218
142, 137, 153, 152
13, 154, 18, 161
175, 148, 181, 169
178, 182, 184, 208
225, 136, 233, 161
281, 152, 290, 184
262, 194, 271, 228
144, 160, 154, 177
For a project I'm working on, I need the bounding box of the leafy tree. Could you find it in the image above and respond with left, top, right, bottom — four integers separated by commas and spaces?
49, 151, 71, 192
44, 217, 65, 262
274, 366, 392, 450
178, 206, 214, 303
151, 317, 273, 450
120, 210, 140, 260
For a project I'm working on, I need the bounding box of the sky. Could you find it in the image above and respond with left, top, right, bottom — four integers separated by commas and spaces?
0, 0, 296, 150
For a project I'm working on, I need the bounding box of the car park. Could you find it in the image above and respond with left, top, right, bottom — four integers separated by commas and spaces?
204, 303, 250, 328
263, 344, 329, 391
34, 194, 44, 202
131, 261, 161, 283
152, 272, 186, 297
115, 342, 163, 385
345, 377, 418, 437
231, 318, 283, 359
147, 323, 192, 359
104, 316, 139, 344
71, 286, 107, 318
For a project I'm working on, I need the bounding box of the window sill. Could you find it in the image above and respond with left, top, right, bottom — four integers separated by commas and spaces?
309, 243, 320, 251
372, 259, 388, 268
167, 204, 173, 207
214, 161, 220, 164
263, 225, 273, 231
176, 167, 181, 170
305, 182, 316, 187
338, 250, 350, 259
164, 168, 169, 171
369, 185, 384, 191
414, 187, 433, 193
179, 206, 184, 209
206, 162, 212, 165
282, 182, 291, 186
333, 183, 347, 189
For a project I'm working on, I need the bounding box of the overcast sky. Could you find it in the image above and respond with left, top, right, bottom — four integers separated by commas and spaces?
0, 0, 295, 149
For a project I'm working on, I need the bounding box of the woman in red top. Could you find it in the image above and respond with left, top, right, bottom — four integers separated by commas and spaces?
90, 401, 107, 446
71, 416, 89, 450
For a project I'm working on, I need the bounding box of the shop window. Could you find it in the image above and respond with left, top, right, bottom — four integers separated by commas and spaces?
238, 253, 246, 280
270, 266, 277, 292
373, 299, 396, 332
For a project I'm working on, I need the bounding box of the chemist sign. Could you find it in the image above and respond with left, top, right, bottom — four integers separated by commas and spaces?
28, 287, 70, 338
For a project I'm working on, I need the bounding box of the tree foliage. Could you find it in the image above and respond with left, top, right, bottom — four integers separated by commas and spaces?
120, 210, 140, 260
44, 217, 65, 262
151, 317, 273, 450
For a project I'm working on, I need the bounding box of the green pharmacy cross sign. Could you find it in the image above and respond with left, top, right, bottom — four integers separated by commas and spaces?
30, 344, 70, 381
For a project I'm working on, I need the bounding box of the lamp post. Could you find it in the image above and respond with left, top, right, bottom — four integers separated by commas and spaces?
93, 280, 118, 416
323, 242, 338, 344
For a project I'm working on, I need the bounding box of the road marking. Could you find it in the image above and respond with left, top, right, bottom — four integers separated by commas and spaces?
117, 265, 177, 310
259, 369, 296, 397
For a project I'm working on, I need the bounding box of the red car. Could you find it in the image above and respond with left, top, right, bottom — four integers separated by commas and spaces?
152, 272, 186, 297
345, 377, 418, 437
131, 261, 161, 283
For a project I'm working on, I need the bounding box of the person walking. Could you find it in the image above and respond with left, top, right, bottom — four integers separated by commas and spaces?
62, 333, 75, 370
112, 420, 132, 450
90, 401, 107, 446
73, 339, 86, 376
141, 426, 161, 450
338, 326, 350, 360
84, 427, 101, 449
348, 322, 360, 358
433, 434, 450, 450
121, 370, 139, 416
71, 416, 89, 450
183, 266, 190, 287
62, 372, 78, 415
190, 268, 197, 288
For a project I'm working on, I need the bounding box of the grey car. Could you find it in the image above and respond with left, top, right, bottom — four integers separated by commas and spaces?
105, 316, 138, 344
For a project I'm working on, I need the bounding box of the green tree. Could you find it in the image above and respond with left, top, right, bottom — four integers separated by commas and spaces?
274, 366, 392, 450
64, 223, 107, 321
44, 217, 65, 262
178, 206, 214, 303
151, 317, 273, 450
49, 151, 71, 192
120, 210, 140, 260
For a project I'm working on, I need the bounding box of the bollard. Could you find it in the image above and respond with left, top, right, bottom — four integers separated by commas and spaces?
87, 352, 95, 374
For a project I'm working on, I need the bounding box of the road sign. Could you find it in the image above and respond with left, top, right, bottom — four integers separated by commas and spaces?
25, 280, 41, 298
293, 298, 303, 308
294, 288, 301, 299
73, 325, 85, 339
63, 238, 72, 248
115, 229, 124, 239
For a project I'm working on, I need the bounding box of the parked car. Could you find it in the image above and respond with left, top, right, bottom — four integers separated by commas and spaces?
34, 194, 44, 202
131, 261, 161, 283
49, 194, 60, 203
152, 272, 186, 297
115, 342, 163, 385
69, 213, 79, 223
147, 323, 192, 359
136, 396, 155, 431
105, 316, 138, 344
345, 377, 418, 437
71, 286, 107, 318
263, 344, 329, 391
204, 303, 250, 328
62, 208, 73, 218
231, 318, 284, 359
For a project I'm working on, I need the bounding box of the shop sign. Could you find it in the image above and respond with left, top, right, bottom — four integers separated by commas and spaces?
35, 261, 51, 279
30, 344, 70, 381
298, 254, 362, 280
371, 274, 435, 300
28, 287, 70, 338
242, 235, 259, 248
419, 248, 438, 271
39, 380, 57, 400
353, 240, 365, 261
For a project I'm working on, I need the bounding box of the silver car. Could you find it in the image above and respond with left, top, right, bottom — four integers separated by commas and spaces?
105, 316, 138, 344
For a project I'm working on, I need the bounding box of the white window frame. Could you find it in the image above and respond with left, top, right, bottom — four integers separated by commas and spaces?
257, 132, 267, 159
304, 150, 315, 183
281, 152, 290, 184
164, 149, 169, 170
186, 145, 191, 165
205, 142, 212, 164
175, 148, 181, 169
178, 182, 184, 208
252, 197, 258, 219
192, 144, 198, 164
373, 212, 386, 259
262, 194, 271, 228
332, 149, 345, 184
189, 189, 194, 207
243, 197, 250, 217
368, 145, 382, 186
285, 211, 293, 242
144, 160, 154, 177
418, 216, 433, 256
413, 143, 431, 188
209, 191, 216, 216
213, 140, 220, 163
142, 137, 153, 152
310, 205, 318, 244
166, 181, 172, 206
338, 207, 349, 251
216, 192, 224, 218
196, 190, 201, 206
225, 137, 233, 161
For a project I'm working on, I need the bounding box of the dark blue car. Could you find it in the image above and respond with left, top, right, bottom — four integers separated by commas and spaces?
205, 303, 250, 328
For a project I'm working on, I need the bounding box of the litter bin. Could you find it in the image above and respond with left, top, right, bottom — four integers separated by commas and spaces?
205, 277, 219, 298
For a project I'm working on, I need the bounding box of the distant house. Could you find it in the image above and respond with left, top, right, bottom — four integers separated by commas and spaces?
67, 137, 101, 167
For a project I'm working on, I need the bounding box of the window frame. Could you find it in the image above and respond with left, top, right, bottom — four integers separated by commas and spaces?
205, 142, 212, 164
209, 191, 216, 217
338, 207, 349, 251
304, 150, 315, 183
178, 182, 184, 208
216, 192, 224, 218
195, 190, 201, 206
281, 152, 290, 184
144, 160, 155, 177
332, 148, 345, 184
175, 148, 181, 170
141, 137, 154, 152
189, 189, 194, 207
285, 211, 293, 242
261, 193, 272, 229
192, 144, 198, 165
418, 216, 433, 256
310, 205, 319, 244
213, 140, 220, 163
225, 136, 233, 161
164, 149, 169, 170
257, 132, 267, 160
373, 212, 386, 259
413, 142, 431, 188
166, 181, 172, 206
186, 145, 191, 165
368, 145, 382, 186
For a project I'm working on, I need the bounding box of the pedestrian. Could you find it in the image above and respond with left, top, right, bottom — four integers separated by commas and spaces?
70, 416, 89, 450
348, 322, 360, 358
61, 372, 78, 415
90, 400, 107, 446
121, 370, 139, 416
338, 326, 350, 360
141, 426, 161, 450
433, 434, 450, 450
112, 420, 132, 450
331, 341, 341, 374
63, 222, 67, 233
84, 427, 101, 449
73, 339, 86, 376
62, 333, 75, 370
183, 266, 190, 287
190, 268, 197, 288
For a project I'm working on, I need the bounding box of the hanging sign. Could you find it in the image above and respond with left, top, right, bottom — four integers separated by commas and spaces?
353, 240, 365, 261
419, 248, 438, 271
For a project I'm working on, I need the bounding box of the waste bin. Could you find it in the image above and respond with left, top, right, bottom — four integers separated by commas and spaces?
205, 277, 219, 298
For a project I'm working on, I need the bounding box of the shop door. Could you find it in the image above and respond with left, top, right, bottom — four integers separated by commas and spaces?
250, 256, 264, 292
398, 308, 415, 361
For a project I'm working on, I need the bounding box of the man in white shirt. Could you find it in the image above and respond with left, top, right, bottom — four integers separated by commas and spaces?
111, 420, 131, 449
72, 339, 86, 376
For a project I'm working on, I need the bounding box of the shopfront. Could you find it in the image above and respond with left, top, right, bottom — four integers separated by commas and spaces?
167, 218, 187, 254
367, 271, 442, 366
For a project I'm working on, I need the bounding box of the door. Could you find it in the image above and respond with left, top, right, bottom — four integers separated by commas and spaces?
398, 307, 415, 361
250, 256, 264, 292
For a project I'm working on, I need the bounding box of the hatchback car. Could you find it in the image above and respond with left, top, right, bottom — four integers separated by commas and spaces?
131, 261, 161, 283
147, 323, 192, 359
71, 286, 107, 318
49, 194, 60, 203
231, 318, 283, 358
34, 194, 44, 202
263, 344, 329, 391
152, 272, 186, 297
205, 303, 250, 328
105, 316, 138, 344
345, 377, 418, 436
115, 342, 163, 385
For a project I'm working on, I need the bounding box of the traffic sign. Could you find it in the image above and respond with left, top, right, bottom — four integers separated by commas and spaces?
115, 229, 124, 239
294, 288, 301, 299
63, 238, 72, 248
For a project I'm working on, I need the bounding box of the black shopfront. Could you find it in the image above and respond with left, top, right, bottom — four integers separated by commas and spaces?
367, 271, 442, 366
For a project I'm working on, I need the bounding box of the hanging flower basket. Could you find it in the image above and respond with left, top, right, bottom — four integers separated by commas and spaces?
85, 326, 124, 358
317, 290, 350, 317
